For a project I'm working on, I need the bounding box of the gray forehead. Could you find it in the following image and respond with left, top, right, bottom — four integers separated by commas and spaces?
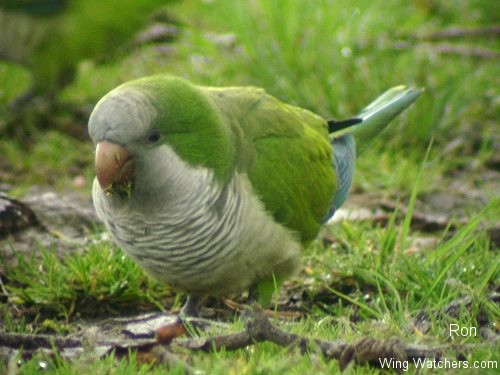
88, 87, 158, 144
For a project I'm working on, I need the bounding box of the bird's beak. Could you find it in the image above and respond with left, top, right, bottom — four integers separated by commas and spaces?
95, 141, 135, 193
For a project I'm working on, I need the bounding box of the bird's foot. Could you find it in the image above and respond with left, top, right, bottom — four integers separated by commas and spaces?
179, 295, 203, 317
241, 301, 262, 322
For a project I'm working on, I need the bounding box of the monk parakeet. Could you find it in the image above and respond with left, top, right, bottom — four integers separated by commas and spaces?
89, 75, 421, 315
0, 0, 175, 105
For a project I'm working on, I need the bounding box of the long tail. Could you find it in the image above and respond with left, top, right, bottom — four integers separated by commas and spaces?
328, 86, 423, 152
325, 86, 422, 219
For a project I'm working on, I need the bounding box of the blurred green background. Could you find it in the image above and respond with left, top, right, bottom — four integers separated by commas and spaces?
0, 0, 497, 196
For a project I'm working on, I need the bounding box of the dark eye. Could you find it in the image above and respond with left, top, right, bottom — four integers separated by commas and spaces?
147, 130, 162, 144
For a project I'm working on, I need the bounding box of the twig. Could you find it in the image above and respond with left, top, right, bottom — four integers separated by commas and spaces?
411, 26, 500, 40
174, 304, 465, 371
0, 332, 82, 350
376, 198, 466, 232
1, 304, 496, 371
393, 41, 500, 59
176, 305, 349, 359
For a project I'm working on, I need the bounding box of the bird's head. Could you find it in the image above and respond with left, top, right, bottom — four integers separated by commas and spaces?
88, 75, 236, 198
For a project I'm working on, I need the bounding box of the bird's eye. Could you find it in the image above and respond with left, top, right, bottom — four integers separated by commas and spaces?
146, 130, 162, 144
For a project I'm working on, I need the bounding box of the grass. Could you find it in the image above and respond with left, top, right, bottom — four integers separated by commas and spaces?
324, 199, 498, 316
0, 0, 498, 373
2, 243, 170, 324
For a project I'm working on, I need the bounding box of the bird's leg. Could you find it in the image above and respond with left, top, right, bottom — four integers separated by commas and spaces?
247, 285, 260, 305
180, 294, 203, 317
242, 285, 262, 321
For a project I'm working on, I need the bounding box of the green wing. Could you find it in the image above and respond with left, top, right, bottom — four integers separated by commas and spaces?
207, 87, 336, 245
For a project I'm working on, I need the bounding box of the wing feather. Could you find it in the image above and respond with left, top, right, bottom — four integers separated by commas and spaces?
207, 87, 336, 244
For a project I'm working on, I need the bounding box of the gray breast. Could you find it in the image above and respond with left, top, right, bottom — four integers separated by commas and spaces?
92, 148, 302, 296
95, 170, 248, 288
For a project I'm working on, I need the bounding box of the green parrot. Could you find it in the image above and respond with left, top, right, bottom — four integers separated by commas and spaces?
88, 75, 421, 315
0, 0, 175, 105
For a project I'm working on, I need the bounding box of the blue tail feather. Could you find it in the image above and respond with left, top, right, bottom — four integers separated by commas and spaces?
323, 86, 422, 221
323, 134, 356, 222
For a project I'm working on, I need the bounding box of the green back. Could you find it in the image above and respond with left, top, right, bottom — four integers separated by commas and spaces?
206, 87, 337, 245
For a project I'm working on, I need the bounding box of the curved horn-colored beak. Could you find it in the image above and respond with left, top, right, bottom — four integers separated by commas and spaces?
95, 141, 135, 191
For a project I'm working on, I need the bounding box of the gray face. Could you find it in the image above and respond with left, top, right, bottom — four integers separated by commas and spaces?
88, 87, 159, 150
